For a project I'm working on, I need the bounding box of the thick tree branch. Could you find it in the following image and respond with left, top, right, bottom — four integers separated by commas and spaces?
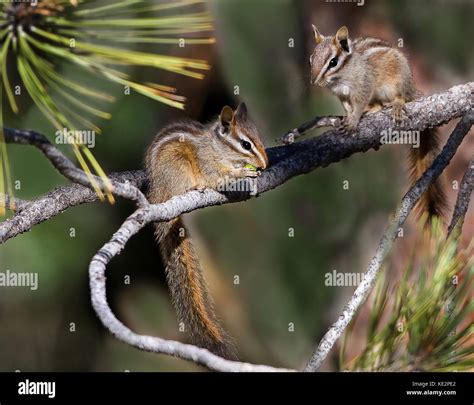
2, 82, 472, 244
0, 171, 146, 243
447, 157, 474, 236
304, 112, 474, 372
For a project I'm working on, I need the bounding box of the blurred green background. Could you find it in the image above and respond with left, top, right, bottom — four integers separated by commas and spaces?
1, 0, 473, 371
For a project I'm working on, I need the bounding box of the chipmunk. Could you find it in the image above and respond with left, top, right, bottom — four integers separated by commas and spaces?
309, 25, 446, 219
145, 103, 268, 359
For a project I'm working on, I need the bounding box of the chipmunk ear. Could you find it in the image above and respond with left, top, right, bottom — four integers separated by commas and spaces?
334, 26, 351, 53
219, 105, 234, 134
235, 102, 247, 121
312, 24, 323, 44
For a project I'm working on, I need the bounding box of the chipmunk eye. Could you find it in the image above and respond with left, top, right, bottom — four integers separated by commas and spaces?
240, 140, 252, 150
329, 57, 338, 68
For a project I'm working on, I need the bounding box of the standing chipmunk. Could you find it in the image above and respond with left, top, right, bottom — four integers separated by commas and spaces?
309, 25, 446, 219
145, 103, 268, 359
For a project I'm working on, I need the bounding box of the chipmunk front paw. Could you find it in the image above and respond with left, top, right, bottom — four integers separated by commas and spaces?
337, 116, 357, 135
390, 99, 409, 123
242, 168, 260, 178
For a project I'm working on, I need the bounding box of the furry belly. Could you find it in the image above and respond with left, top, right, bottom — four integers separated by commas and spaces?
371, 85, 397, 104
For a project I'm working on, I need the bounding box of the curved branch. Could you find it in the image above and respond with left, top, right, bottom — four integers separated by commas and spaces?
3, 128, 148, 207
304, 112, 474, 372
89, 206, 295, 372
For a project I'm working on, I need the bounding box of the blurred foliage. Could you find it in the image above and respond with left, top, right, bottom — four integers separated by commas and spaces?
387, 0, 474, 74
0, 0, 472, 371
341, 219, 474, 371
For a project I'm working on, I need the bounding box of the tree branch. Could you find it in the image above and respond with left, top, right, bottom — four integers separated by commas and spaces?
2, 82, 472, 243
304, 112, 474, 372
3, 128, 148, 207
276, 115, 342, 144
0, 171, 146, 243
0, 193, 29, 212
447, 157, 474, 236
89, 205, 295, 372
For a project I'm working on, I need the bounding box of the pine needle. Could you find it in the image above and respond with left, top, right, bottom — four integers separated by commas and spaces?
0, 0, 214, 208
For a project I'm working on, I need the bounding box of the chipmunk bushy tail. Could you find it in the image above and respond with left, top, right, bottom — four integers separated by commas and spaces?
408, 127, 447, 220
154, 217, 236, 360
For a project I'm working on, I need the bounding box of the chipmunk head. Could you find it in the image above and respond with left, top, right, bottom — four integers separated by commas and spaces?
309, 25, 352, 87
215, 102, 268, 173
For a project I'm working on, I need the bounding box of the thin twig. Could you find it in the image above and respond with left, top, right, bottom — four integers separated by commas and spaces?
304, 112, 474, 372
3, 127, 148, 207
447, 157, 474, 236
0, 193, 30, 212
276, 115, 341, 144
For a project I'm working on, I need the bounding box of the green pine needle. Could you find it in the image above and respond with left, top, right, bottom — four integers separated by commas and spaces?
341, 218, 473, 371
0, 0, 214, 206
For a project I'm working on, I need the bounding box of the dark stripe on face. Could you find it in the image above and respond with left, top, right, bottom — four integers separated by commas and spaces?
323, 49, 341, 76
